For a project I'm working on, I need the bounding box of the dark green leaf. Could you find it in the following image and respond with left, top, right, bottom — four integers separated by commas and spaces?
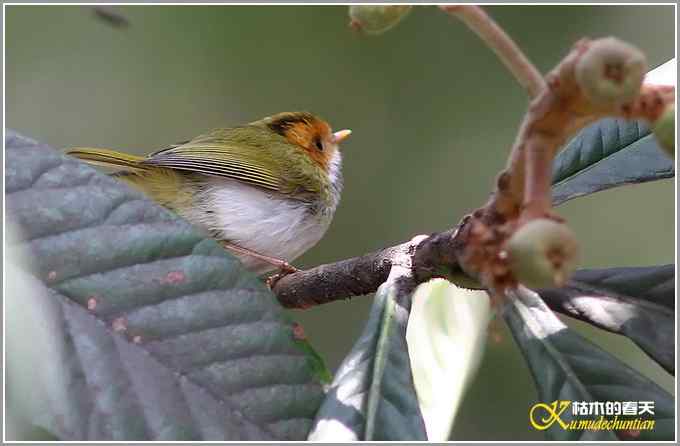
552, 118, 673, 205
537, 265, 674, 373
504, 287, 674, 441
5, 131, 326, 441
308, 267, 427, 441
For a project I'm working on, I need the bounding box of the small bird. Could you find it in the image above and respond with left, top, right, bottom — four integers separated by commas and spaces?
67, 112, 351, 275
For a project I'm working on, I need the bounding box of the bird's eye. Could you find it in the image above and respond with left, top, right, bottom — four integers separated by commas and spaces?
314, 138, 324, 151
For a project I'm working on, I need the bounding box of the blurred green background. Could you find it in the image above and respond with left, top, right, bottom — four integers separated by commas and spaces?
6, 5, 675, 441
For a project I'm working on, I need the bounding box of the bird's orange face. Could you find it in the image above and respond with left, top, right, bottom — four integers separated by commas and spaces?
266, 112, 351, 172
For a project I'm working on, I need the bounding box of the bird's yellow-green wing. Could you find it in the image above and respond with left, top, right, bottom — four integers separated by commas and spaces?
142, 127, 287, 192
66, 147, 147, 171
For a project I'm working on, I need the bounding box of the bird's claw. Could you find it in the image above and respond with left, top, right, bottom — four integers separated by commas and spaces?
266, 262, 299, 289
279, 262, 299, 275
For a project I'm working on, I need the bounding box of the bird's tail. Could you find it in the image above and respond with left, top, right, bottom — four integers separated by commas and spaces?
66, 147, 147, 171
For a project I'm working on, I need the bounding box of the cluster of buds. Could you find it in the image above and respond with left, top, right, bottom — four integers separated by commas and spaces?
461, 37, 673, 294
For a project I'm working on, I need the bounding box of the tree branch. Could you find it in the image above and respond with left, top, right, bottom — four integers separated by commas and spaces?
273, 233, 464, 309
273, 242, 410, 308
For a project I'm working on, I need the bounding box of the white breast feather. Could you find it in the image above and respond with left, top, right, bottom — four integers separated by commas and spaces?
187, 150, 342, 274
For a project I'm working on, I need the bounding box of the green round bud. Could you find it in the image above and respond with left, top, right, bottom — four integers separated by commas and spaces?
575, 37, 647, 107
653, 104, 675, 158
349, 6, 412, 35
506, 219, 579, 289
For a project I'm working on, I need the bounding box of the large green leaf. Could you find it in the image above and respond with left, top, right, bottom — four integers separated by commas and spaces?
308, 265, 427, 441
504, 287, 674, 441
5, 131, 326, 441
552, 118, 673, 205
537, 265, 674, 374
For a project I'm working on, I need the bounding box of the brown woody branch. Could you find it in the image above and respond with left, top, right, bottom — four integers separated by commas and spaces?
274, 232, 465, 308
273, 241, 413, 308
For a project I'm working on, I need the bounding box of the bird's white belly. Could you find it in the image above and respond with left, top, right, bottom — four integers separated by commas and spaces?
190, 179, 332, 274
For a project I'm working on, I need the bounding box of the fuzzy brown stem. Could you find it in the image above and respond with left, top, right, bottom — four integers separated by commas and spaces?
445, 38, 673, 291
522, 132, 554, 219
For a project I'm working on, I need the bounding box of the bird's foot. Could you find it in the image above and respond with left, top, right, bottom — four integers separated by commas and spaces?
266, 262, 299, 289
218, 241, 299, 288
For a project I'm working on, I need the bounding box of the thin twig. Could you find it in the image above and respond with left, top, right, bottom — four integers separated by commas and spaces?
440, 5, 545, 98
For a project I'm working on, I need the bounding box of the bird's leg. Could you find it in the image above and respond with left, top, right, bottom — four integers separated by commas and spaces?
219, 241, 299, 285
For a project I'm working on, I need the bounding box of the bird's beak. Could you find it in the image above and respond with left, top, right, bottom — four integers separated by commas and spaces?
333, 129, 352, 144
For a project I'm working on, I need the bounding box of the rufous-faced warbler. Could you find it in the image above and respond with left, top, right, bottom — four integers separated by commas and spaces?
67, 112, 351, 275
